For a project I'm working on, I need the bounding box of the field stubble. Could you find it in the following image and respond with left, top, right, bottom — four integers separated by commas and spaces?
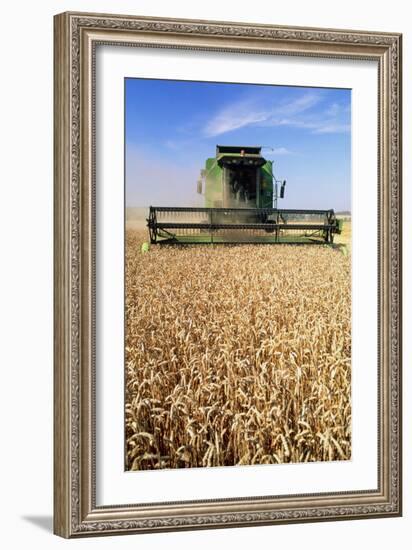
125, 229, 351, 470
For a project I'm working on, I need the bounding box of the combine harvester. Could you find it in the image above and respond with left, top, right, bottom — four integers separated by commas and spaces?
147, 145, 342, 245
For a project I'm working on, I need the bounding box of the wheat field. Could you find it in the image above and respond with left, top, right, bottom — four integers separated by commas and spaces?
125, 228, 351, 471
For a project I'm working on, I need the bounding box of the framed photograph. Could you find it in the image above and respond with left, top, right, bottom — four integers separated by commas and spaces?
53, 11, 402, 538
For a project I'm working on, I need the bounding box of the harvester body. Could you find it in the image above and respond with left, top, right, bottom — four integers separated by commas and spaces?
147, 145, 342, 244
203, 145, 274, 209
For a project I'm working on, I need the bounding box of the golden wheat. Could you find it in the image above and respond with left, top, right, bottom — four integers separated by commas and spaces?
125, 229, 351, 470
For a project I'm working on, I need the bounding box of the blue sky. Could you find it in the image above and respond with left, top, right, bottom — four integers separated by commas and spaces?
125, 78, 351, 211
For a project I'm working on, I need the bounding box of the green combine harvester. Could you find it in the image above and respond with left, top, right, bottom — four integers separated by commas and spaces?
147, 145, 342, 244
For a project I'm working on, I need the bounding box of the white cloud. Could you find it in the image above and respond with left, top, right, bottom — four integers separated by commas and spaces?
202, 92, 350, 137
276, 93, 321, 116
164, 139, 179, 150
203, 98, 268, 137
203, 92, 321, 137
312, 124, 351, 134
264, 147, 293, 156
325, 102, 340, 117
164, 137, 199, 151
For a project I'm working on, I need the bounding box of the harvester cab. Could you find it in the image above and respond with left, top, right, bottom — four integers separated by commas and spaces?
147, 145, 342, 245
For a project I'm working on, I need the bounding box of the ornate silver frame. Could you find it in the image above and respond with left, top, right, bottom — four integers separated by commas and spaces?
53, 11, 402, 538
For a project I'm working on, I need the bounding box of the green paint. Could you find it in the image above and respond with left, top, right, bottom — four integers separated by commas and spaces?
202, 146, 274, 209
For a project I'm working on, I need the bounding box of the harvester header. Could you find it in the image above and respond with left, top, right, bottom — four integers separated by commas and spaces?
147, 145, 342, 245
